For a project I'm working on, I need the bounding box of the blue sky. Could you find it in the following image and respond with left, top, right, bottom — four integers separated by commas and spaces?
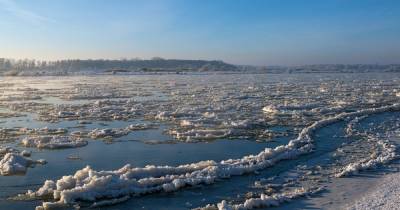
0, 0, 399, 65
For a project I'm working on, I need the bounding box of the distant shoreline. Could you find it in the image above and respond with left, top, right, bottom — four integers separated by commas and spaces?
2, 70, 400, 77
1, 58, 399, 76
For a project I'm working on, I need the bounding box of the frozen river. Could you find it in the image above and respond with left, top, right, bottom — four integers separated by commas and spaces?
0, 73, 399, 209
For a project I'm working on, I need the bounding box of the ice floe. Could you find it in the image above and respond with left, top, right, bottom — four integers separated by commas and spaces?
21, 104, 400, 209
0, 152, 46, 176
21, 136, 88, 149
1, 74, 400, 209
335, 137, 397, 177
199, 187, 323, 210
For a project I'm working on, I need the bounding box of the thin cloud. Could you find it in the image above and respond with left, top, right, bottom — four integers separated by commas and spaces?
0, 0, 53, 25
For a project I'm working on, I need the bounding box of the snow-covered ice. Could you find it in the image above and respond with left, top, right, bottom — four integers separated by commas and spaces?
21, 136, 88, 149
0, 73, 399, 209
21, 103, 400, 209
0, 153, 46, 175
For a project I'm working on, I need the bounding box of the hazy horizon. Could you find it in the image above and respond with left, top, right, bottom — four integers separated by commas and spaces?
1, 56, 399, 67
1, 0, 399, 65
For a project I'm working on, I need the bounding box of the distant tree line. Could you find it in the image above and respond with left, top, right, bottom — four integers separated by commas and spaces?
0, 57, 239, 73
1, 57, 399, 75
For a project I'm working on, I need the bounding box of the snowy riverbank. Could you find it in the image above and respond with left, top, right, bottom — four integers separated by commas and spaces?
344, 170, 400, 210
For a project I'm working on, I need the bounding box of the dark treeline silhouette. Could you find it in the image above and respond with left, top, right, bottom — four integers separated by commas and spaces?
1, 58, 399, 76
0, 58, 238, 73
